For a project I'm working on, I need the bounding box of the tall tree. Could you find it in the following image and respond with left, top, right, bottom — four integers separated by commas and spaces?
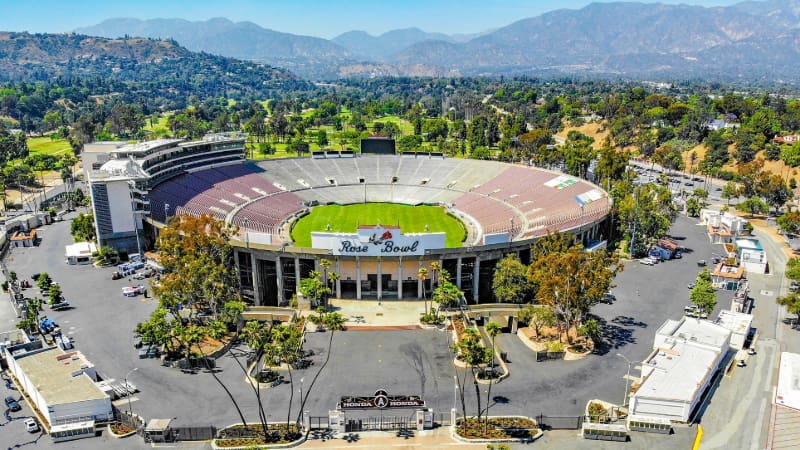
154, 214, 240, 321
492, 254, 529, 303
298, 312, 345, 424
483, 321, 502, 434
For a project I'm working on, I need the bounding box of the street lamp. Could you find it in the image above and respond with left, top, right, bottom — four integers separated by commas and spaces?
299, 377, 304, 411
453, 375, 458, 413
616, 354, 638, 407
124, 367, 138, 416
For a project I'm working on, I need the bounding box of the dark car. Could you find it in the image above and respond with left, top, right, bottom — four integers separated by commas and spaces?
4, 395, 21, 412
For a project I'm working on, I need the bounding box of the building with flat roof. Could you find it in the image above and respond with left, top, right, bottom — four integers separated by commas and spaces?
4, 345, 112, 427
735, 238, 767, 274
715, 310, 753, 350
631, 317, 731, 422
84, 133, 246, 254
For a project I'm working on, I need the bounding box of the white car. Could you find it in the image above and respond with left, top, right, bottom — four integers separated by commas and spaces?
122, 286, 146, 297
25, 417, 39, 433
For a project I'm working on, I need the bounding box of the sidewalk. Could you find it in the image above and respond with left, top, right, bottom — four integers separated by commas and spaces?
299, 427, 480, 449
320, 299, 428, 330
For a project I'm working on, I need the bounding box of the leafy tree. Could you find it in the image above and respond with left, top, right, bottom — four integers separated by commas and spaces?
48, 284, 62, 304
578, 319, 600, 342
777, 292, 800, 326
760, 174, 792, 213
686, 196, 702, 217
154, 214, 240, 322
721, 181, 741, 205
492, 254, 529, 303
527, 244, 620, 342
70, 212, 95, 242
431, 270, 462, 308
299, 270, 330, 308
525, 306, 557, 339
785, 258, 800, 280
690, 269, 716, 315
397, 135, 422, 153
778, 212, 800, 236
736, 196, 769, 218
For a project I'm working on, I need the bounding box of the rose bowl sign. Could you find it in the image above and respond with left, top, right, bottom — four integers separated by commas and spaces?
311, 225, 446, 256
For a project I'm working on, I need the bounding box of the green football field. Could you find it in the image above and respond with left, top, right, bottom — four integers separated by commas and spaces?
290, 203, 466, 248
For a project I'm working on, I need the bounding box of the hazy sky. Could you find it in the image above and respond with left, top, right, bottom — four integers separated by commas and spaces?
2, 0, 745, 38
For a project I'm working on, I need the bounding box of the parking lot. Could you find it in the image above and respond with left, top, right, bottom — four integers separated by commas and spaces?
0, 210, 724, 449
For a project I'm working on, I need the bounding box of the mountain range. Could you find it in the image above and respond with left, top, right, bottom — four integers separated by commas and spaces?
72, 0, 800, 83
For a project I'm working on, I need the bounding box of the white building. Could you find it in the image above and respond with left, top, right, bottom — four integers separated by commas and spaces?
631, 317, 731, 422
715, 310, 753, 350
735, 238, 767, 274
65, 242, 97, 265
701, 210, 746, 244
4, 346, 112, 428
84, 134, 246, 254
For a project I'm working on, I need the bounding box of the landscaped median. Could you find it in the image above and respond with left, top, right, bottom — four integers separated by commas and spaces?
451, 416, 542, 444
211, 423, 305, 449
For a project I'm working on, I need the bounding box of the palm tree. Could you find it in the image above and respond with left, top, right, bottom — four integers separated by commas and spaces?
298, 312, 345, 424
240, 320, 272, 438
272, 323, 302, 436
319, 258, 333, 307
484, 321, 502, 434
418, 267, 429, 314
430, 261, 441, 289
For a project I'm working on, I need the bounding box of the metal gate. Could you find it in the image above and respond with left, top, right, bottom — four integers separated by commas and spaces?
172, 426, 216, 441
345, 416, 416, 432
309, 416, 329, 430
536, 414, 584, 430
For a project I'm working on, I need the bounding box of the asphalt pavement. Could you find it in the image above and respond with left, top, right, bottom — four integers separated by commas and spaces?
0, 204, 753, 450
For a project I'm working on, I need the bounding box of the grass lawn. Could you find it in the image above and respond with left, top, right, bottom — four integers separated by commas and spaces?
27, 136, 72, 156
290, 203, 466, 248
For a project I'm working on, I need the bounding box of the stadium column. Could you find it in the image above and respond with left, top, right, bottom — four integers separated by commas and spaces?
294, 256, 301, 298
397, 257, 403, 300
456, 257, 463, 289
377, 258, 383, 301
276, 258, 284, 304
473, 258, 480, 304
250, 252, 262, 306
356, 256, 362, 300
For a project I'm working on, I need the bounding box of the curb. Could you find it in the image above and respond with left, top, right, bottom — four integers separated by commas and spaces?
449, 416, 543, 444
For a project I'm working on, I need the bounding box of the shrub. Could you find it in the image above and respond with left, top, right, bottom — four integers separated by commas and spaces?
588, 402, 607, 422
546, 341, 565, 352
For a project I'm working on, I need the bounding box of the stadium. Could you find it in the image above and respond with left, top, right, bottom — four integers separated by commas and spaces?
85, 135, 612, 307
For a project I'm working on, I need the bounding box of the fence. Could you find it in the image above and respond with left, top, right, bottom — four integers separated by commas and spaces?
309, 416, 329, 430
536, 414, 583, 430
533, 351, 566, 361
172, 426, 217, 441
344, 416, 416, 432
113, 408, 144, 432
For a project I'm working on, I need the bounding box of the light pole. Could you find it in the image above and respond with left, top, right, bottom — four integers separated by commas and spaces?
453, 375, 458, 413
299, 377, 304, 412
616, 354, 637, 407
124, 367, 138, 416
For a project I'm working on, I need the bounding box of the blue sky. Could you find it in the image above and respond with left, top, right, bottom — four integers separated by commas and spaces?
2, 0, 744, 38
